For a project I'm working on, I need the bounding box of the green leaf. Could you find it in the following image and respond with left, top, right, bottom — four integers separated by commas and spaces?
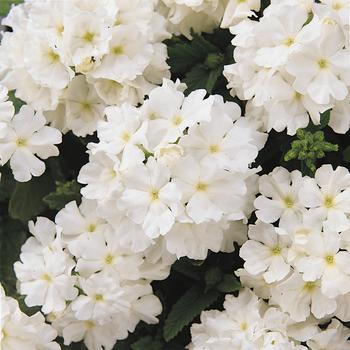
163, 286, 220, 342
319, 109, 331, 129
8, 171, 55, 222
7, 91, 25, 113
205, 66, 223, 94
43, 180, 81, 210
183, 64, 210, 93
0, 216, 27, 297
172, 258, 201, 281
216, 274, 241, 293
0, 166, 16, 201
204, 267, 222, 289
343, 146, 350, 163
0, 0, 22, 16
131, 336, 163, 350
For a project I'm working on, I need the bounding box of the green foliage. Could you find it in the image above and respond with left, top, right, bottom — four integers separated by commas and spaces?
131, 336, 163, 350
43, 180, 82, 210
163, 286, 220, 342
8, 171, 55, 222
284, 129, 338, 174
0, 0, 22, 16
166, 30, 234, 95
7, 90, 25, 113
216, 274, 241, 293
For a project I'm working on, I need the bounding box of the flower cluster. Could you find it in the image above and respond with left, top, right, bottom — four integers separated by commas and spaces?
0, 86, 61, 181
13, 210, 169, 350
157, 0, 261, 38
1, 284, 60, 350
0, 0, 170, 136
224, 0, 350, 135
78, 78, 267, 260
238, 165, 350, 325
189, 288, 350, 349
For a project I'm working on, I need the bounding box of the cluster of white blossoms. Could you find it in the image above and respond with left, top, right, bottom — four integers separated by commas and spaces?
189, 288, 350, 349
13, 210, 172, 350
157, 0, 261, 37
224, 0, 350, 135
77, 78, 267, 260
0, 85, 61, 181
0, 0, 170, 136
1, 284, 60, 350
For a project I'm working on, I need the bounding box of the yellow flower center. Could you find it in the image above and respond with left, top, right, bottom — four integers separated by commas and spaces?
325, 255, 335, 265
150, 190, 159, 201
84, 320, 95, 329
283, 37, 295, 46
240, 322, 248, 330
196, 182, 208, 192
56, 24, 64, 35
283, 196, 294, 208
112, 45, 124, 55
121, 132, 131, 142
271, 245, 281, 256
81, 102, 92, 111
333, 2, 343, 10
83, 31, 95, 43
294, 92, 302, 100
318, 58, 328, 70
172, 115, 183, 126
41, 273, 52, 282
324, 195, 334, 209
209, 144, 220, 153
87, 223, 96, 233
94, 294, 104, 301
303, 281, 317, 292
47, 48, 60, 62
16, 137, 27, 147
104, 254, 114, 265
148, 112, 157, 120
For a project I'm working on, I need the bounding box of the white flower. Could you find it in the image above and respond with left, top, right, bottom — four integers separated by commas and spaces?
240, 222, 291, 283
286, 30, 350, 105
328, 94, 350, 133
71, 273, 129, 324
14, 247, 78, 314
78, 151, 122, 201
165, 221, 225, 260
296, 230, 350, 298
307, 319, 350, 350
299, 164, 350, 232
118, 157, 182, 238
55, 198, 108, 256
221, 0, 260, 28
75, 229, 144, 280
0, 105, 61, 182
1, 284, 60, 350
271, 271, 337, 322
140, 79, 214, 148
63, 75, 105, 137
254, 167, 305, 227
172, 155, 246, 224
0, 85, 14, 138
95, 103, 147, 169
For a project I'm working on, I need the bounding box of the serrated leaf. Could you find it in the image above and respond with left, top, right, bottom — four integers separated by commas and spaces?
163, 286, 220, 342
216, 274, 241, 293
172, 258, 201, 281
183, 64, 210, 93
205, 66, 223, 94
205, 267, 222, 289
43, 180, 81, 210
131, 336, 162, 350
8, 171, 55, 222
